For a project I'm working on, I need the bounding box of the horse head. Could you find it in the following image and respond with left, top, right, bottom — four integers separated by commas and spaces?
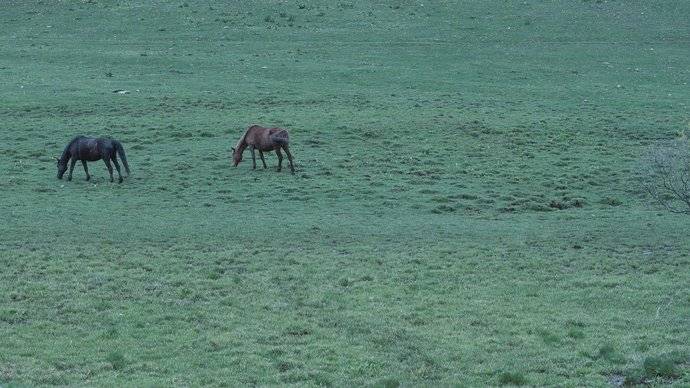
231, 147, 242, 166
56, 157, 67, 179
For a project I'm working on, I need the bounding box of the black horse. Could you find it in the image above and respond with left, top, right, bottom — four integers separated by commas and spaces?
57, 136, 130, 183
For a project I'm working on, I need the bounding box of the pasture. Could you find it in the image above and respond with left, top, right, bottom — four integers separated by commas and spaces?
1, 1, 689, 386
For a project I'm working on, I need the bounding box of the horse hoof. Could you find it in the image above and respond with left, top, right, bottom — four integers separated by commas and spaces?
67, 177, 72, 181
118, 178, 123, 183
86, 176, 90, 181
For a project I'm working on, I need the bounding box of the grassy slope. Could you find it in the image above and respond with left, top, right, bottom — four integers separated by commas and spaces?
0, 1, 688, 386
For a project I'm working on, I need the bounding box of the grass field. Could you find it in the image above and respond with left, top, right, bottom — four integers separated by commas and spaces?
1, 1, 689, 386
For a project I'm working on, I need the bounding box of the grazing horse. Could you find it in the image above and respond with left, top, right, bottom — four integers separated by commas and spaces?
232, 125, 295, 174
57, 136, 130, 183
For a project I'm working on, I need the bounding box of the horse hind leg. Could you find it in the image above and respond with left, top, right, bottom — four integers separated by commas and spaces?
103, 158, 114, 182
81, 160, 90, 181
283, 145, 295, 174
111, 154, 123, 183
276, 148, 283, 172
250, 146, 257, 170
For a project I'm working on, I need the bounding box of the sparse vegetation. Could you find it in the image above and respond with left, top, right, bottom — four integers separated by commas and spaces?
642, 139, 690, 214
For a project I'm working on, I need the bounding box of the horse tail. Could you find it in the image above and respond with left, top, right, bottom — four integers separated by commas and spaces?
114, 141, 131, 175
271, 129, 290, 145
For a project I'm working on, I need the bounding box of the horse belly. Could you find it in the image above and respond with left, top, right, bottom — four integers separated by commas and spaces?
251, 142, 274, 152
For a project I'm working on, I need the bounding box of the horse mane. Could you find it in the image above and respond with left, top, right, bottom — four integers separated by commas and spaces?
59, 135, 83, 161
234, 126, 254, 151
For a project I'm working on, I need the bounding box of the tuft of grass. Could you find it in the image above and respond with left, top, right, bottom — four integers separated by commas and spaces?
642, 352, 687, 379
371, 378, 400, 388
567, 328, 585, 340
498, 371, 527, 386
106, 351, 127, 370
643, 355, 677, 378
622, 352, 688, 384
276, 360, 297, 372
595, 343, 625, 364
285, 325, 312, 337
537, 329, 560, 345
597, 343, 616, 359
601, 197, 623, 206
431, 204, 455, 213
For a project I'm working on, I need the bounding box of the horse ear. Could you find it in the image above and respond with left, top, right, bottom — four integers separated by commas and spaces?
231, 147, 236, 152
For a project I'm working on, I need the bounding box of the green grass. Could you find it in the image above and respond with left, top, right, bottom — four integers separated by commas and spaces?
1, 0, 689, 386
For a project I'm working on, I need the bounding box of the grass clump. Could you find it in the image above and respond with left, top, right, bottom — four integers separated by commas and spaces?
622, 352, 688, 384
106, 351, 127, 370
643, 355, 678, 378
371, 378, 400, 388
498, 371, 527, 386
566, 328, 585, 339
595, 343, 625, 364
601, 196, 622, 206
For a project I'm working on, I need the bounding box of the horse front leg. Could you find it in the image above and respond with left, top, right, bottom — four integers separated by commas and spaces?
67, 158, 77, 181
81, 160, 90, 181
250, 146, 256, 170
259, 150, 267, 169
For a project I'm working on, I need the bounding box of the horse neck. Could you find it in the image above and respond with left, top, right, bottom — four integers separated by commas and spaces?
234, 138, 247, 153
235, 128, 251, 151
59, 142, 73, 162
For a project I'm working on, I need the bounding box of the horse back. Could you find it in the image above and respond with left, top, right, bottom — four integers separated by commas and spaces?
268, 128, 289, 144
70, 136, 107, 161
244, 125, 285, 148
267, 127, 288, 137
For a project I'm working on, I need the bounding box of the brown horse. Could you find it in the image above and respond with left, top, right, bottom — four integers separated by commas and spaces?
232, 125, 295, 174
57, 136, 130, 183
